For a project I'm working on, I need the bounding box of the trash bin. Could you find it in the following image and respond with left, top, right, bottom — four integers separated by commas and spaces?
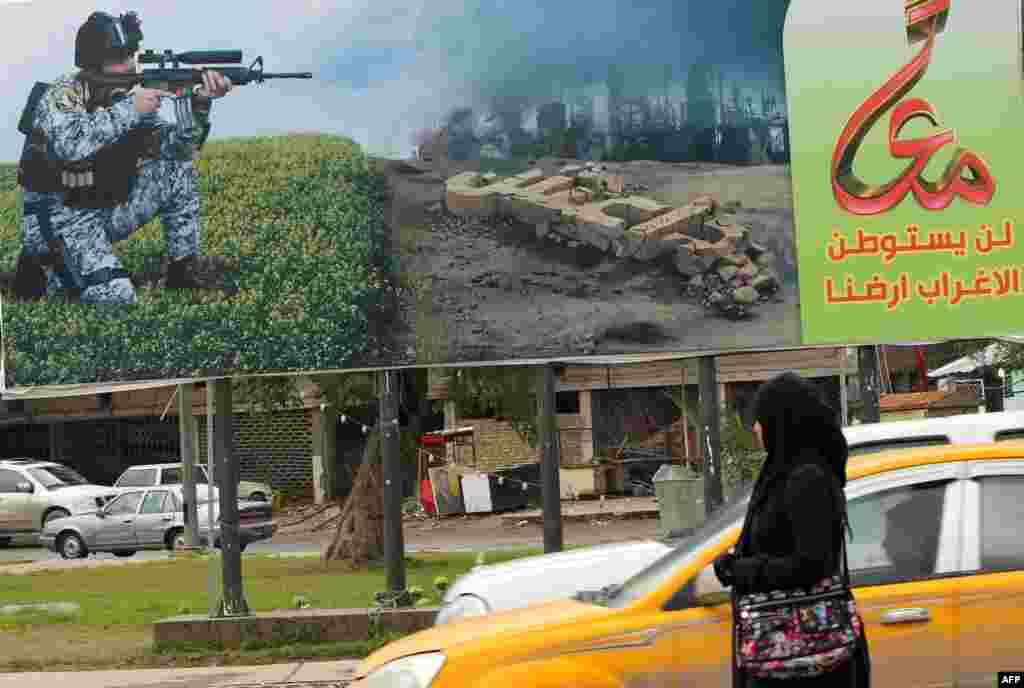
653, 464, 705, 537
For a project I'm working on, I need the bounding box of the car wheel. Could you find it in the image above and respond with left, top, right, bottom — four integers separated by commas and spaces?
43, 508, 70, 527
57, 532, 87, 560
249, 492, 266, 502
114, 550, 136, 557
165, 527, 186, 551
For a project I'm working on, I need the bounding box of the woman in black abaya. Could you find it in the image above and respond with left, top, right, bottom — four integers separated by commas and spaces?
713, 372, 871, 688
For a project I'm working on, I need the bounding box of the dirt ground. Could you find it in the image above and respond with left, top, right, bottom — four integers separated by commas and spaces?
272, 497, 664, 551
363, 157, 801, 367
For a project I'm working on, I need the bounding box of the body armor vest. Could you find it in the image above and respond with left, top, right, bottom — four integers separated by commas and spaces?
16, 78, 160, 209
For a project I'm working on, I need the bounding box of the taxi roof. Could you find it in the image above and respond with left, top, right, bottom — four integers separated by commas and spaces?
847, 440, 1024, 480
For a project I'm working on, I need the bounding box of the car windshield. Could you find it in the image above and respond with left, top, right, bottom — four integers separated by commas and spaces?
27, 465, 89, 490
600, 484, 753, 609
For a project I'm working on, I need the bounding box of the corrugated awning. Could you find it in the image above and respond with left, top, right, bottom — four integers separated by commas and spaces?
1, 376, 209, 401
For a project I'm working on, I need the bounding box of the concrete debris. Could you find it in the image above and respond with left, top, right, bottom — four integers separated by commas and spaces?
444, 167, 784, 320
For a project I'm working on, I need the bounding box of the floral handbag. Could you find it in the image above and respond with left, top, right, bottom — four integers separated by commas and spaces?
733, 537, 863, 680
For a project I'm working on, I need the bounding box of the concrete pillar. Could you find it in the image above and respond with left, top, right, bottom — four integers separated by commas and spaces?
443, 400, 457, 462
178, 384, 200, 547
48, 422, 64, 461
579, 391, 594, 463
310, 403, 338, 505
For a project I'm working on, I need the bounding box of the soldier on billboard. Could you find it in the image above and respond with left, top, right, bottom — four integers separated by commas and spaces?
13, 10, 237, 305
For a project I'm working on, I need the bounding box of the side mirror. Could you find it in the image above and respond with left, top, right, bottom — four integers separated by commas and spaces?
694, 564, 731, 606
16, 481, 33, 494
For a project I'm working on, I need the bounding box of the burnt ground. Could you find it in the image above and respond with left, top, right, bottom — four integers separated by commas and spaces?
358, 157, 802, 367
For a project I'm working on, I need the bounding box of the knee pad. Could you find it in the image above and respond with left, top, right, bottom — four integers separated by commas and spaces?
80, 273, 136, 306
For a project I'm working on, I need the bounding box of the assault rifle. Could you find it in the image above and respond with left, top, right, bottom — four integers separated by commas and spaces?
87, 49, 313, 135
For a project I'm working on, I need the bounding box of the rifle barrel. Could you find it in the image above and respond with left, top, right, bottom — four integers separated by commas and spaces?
262, 72, 314, 79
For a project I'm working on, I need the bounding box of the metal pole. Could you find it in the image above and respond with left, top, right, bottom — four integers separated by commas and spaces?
699, 356, 723, 516
214, 378, 249, 616
539, 364, 564, 553
858, 346, 882, 423
839, 373, 849, 427
206, 384, 217, 618
380, 370, 406, 592
178, 384, 200, 547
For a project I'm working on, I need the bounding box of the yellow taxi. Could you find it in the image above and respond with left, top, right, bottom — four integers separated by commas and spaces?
351, 442, 1024, 688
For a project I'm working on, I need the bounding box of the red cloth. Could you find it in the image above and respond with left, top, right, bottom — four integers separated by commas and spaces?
420, 479, 436, 515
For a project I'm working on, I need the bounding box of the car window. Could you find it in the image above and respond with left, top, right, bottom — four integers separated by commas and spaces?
978, 476, 1024, 572
116, 468, 157, 488
994, 429, 1024, 442
160, 467, 182, 485
106, 492, 144, 516
27, 465, 88, 489
139, 491, 171, 515
846, 479, 950, 586
847, 436, 950, 457
0, 469, 24, 493
604, 484, 754, 609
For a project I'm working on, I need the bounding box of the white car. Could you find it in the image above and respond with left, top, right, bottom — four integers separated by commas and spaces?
0, 459, 120, 546
434, 411, 1024, 625
114, 462, 272, 502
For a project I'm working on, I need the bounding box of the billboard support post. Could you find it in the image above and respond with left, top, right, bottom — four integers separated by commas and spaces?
206, 386, 217, 618
539, 364, 563, 553
858, 347, 882, 424
380, 370, 406, 593
214, 378, 249, 617
178, 383, 200, 547
699, 356, 724, 517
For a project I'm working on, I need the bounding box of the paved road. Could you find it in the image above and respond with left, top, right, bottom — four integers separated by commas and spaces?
0, 538, 543, 566
0, 659, 358, 687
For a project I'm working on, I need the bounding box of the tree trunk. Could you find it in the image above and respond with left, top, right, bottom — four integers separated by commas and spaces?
322, 432, 384, 568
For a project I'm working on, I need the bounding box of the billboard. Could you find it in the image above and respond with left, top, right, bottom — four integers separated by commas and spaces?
788, 0, 1022, 344
1, 0, 799, 389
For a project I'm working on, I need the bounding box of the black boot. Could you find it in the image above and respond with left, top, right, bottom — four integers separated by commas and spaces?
165, 255, 239, 295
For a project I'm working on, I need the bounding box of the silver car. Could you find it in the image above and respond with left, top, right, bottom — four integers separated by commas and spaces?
39, 486, 276, 559
0, 458, 120, 546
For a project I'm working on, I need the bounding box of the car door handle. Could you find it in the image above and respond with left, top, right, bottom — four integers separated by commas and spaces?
880, 608, 931, 624
122, 519, 134, 524
161, 516, 173, 521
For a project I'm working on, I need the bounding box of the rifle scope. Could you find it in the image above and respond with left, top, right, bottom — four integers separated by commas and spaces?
138, 50, 244, 65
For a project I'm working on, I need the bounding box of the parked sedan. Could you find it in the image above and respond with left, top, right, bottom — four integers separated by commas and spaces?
0, 458, 120, 545
114, 463, 272, 502
39, 486, 276, 559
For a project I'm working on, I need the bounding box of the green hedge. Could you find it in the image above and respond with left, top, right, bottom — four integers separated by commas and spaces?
0, 134, 390, 386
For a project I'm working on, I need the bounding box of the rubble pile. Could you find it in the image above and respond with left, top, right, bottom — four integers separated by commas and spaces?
444, 166, 783, 320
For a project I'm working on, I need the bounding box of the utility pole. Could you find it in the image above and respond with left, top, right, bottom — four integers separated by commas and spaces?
858, 346, 882, 423
699, 356, 724, 516
213, 378, 249, 617
539, 364, 564, 553
177, 383, 200, 548
380, 370, 406, 592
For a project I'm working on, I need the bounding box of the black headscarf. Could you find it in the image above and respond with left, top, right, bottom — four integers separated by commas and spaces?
737, 371, 850, 554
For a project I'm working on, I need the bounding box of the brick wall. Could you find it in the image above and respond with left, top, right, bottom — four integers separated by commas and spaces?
195, 409, 314, 495
455, 416, 588, 472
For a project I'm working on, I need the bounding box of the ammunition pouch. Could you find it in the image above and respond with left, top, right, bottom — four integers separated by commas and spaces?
16, 80, 161, 209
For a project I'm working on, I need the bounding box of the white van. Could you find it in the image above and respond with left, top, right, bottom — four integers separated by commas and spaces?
433, 410, 1024, 625
843, 410, 1024, 456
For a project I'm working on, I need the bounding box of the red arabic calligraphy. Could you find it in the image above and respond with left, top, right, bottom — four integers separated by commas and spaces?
830, 2, 996, 216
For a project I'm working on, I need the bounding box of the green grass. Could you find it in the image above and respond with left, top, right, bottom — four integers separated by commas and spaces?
0, 133, 392, 386
0, 549, 541, 671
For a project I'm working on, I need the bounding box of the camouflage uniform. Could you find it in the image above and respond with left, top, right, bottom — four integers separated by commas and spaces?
20, 71, 213, 305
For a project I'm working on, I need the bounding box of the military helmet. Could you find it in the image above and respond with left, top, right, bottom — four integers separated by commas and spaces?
75, 11, 144, 69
